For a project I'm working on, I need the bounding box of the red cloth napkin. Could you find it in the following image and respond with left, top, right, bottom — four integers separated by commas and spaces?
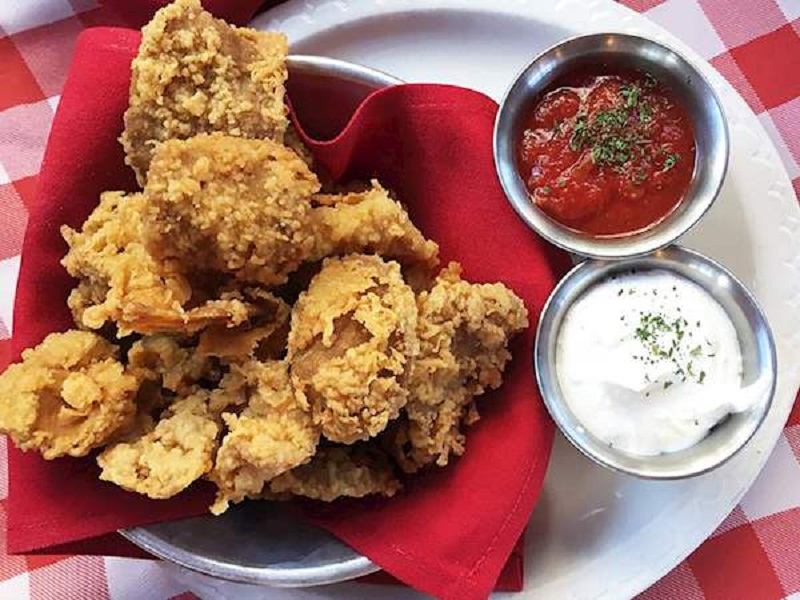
100, 0, 265, 27
7, 26, 565, 599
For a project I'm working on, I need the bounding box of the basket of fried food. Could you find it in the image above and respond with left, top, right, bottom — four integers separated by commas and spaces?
0, 0, 529, 517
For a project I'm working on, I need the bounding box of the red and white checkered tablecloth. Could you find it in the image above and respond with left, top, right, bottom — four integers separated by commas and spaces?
0, 0, 799, 598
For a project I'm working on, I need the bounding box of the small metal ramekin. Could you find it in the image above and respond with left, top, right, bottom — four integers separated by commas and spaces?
534, 245, 776, 479
494, 33, 729, 259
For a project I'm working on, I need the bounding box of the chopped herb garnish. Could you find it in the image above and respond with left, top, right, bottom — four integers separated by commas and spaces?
595, 109, 629, 130
632, 310, 711, 385
569, 115, 589, 151
663, 152, 680, 172
591, 135, 631, 167
638, 102, 652, 123
633, 168, 649, 184
620, 84, 641, 109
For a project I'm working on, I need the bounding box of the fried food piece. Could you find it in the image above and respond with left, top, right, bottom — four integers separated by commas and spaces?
197, 290, 290, 361
108, 378, 172, 445
209, 360, 318, 514
0, 331, 139, 459
121, 0, 289, 184
392, 263, 529, 473
284, 123, 314, 169
288, 255, 418, 444
128, 294, 254, 336
144, 134, 320, 286
67, 280, 110, 331
310, 181, 439, 272
97, 391, 220, 499
62, 191, 259, 336
268, 445, 401, 501
61, 192, 192, 335
128, 335, 221, 393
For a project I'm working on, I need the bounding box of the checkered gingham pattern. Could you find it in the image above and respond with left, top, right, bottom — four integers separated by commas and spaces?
0, 0, 799, 598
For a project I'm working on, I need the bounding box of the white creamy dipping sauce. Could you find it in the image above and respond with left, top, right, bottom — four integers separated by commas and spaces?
556, 269, 750, 456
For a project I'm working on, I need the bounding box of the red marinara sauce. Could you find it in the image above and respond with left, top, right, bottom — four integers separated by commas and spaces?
517, 68, 695, 236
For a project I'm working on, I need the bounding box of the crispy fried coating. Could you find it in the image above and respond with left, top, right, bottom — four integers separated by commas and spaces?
209, 360, 318, 514
288, 255, 418, 444
67, 280, 110, 331
108, 378, 172, 445
97, 391, 220, 499
0, 331, 139, 459
121, 0, 289, 184
61, 192, 193, 335
128, 334, 221, 393
61, 192, 259, 336
197, 290, 290, 361
391, 264, 528, 473
283, 123, 314, 169
311, 181, 439, 272
269, 445, 400, 501
144, 134, 320, 286
128, 294, 254, 336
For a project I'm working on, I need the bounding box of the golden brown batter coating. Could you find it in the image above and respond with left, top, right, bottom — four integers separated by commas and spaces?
310, 181, 440, 272
121, 0, 289, 184
288, 255, 419, 444
196, 288, 290, 362
0, 331, 139, 459
61, 192, 193, 336
62, 191, 262, 336
391, 263, 529, 473
127, 334, 221, 394
97, 391, 220, 499
209, 360, 318, 514
269, 445, 401, 501
143, 134, 321, 286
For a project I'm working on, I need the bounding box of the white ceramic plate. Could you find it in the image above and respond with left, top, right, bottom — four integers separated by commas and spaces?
7, 1, 789, 599
218, 0, 798, 599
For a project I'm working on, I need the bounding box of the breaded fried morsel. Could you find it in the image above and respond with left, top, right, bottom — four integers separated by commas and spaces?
209, 360, 318, 514
144, 134, 320, 286
121, 0, 289, 184
311, 181, 440, 272
288, 255, 419, 444
128, 334, 221, 394
0, 331, 139, 459
391, 263, 529, 473
269, 445, 401, 501
98, 391, 220, 499
197, 288, 290, 362
62, 192, 264, 336
61, 192, 192, 335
